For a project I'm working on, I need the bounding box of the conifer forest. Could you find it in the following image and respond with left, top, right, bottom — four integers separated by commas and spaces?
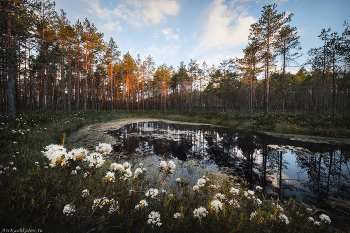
1, 1, 350, 118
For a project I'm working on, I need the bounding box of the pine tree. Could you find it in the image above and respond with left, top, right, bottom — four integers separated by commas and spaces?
275, 24, 301, 113
249, 4, 292, 116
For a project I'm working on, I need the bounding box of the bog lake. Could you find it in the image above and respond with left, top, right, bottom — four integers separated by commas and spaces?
67, 119, 350, 229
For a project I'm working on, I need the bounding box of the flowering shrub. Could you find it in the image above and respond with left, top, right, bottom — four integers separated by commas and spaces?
0, 134, 335, 232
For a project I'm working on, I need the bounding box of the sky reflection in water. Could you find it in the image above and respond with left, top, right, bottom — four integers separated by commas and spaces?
108, 121, 350, 226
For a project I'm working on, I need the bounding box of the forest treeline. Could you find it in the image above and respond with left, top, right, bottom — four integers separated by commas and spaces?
1, 0, 350, 117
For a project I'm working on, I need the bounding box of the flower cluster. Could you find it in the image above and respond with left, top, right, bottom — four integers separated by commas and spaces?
63, 204, 76, 216
82, 189, 89, 197
147, 211, 162, 227
42, 143, 111, 168
42, 144, 67, 167
96, 143, 113, 155
145, 188, 159, 199
135, 200, 148, 210
193, 207, 209, 220
109, 162, 135, 180
230, 187, 240, 195
92, 197, 118, 213
85, 152, 105, 168
210, 200, 223, 212
159, 160, 176, 173
279, 213, 290, 224
244, 190, 255, 199
319, 214, 331, 224
214, 193, 226, 201
229, 199, 240, 208
103, 171, 115, 182
196, 178, 207, 187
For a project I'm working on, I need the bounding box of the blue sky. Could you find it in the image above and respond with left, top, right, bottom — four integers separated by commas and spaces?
55, 0, 349, 73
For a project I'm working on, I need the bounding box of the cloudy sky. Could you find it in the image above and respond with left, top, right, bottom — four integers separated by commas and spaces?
55, 0, 349, 73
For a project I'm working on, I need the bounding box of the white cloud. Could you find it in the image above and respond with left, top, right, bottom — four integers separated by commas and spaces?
148, 43, 181, 62
122, 0, 180, 27
84, 0, 179, 28
161, 28, 179, 41
102, 21, 122, 31
198, 0, 256, 51
83, 0, 122, 20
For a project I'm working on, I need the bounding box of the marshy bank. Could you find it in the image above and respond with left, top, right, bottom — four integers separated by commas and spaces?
1, 110, 349, 232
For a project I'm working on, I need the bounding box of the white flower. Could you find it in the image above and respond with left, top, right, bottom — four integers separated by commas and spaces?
193, 185, 199, 192
92, 197, 113, 209
71, 170, 77, 175
272, 202, 284, 212
145, 188, 159, 199
67, 148, 88, 161
278, 213, 290, 224
255, 198, 262, 206
124, 168, 133, 178
193, 207, 208, 220
147, 211, 161, 226
175, 178, 181, 183
104, 171, 115, 182
314, 221, 320, 225
85, 152, 105, 168
9, 162, 14, 165
250, 211, 258, 220
108, 203, 119, 214
123, 162, 131, 170
35, 162, 39, 166
168, 160, 176, 169
319, 214, 331, 224
111, 163, 124, 172
42, 144, 67, 167
306, 208, 312, 212
12, 167, 17, 170
229, 199, 240, 208
307, 217, 314, 222
173, 212, 181, 219
214, 193, 226, 201
134, 168, 143, 178
82, 189, 89, 197
135, 200, 148, 209
197, 178, 206, 187
161, 189, 167, 194
75, 166, 81, 170
129, 189, 135, 194
244, 190, 255, 198
209, 184, 216, 189
169, 194, 173, 198
63, 204, 76, 216
96, 143, 112, 155
210, 200, 223, 212
160, 161, 167, 169
256, 186, 263, 191
230, 187, 239, 195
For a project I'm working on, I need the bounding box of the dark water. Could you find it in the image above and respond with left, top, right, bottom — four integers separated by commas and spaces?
108, 121, 350, 229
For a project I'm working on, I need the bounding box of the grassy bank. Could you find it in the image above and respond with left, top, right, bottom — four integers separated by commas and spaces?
0, 110, 346, 232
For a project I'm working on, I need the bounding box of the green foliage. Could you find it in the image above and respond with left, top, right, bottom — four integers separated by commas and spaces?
0, 110, 348, 232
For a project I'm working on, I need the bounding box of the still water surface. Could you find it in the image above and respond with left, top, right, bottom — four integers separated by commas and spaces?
108, 121, 350, 228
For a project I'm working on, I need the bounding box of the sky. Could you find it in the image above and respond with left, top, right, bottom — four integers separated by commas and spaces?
54, 0, 350, 73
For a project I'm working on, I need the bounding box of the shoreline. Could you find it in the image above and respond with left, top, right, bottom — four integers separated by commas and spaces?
66, 117, 350, 149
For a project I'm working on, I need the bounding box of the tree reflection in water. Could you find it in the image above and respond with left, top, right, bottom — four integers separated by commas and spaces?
108, 121, 350, 228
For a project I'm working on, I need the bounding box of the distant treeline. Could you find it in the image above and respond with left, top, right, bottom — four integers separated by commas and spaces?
1, 1, 349, 117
